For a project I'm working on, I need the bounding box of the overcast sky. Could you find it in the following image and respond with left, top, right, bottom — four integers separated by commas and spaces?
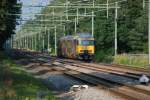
20, 0, 50, 19
16, 0, 52, 31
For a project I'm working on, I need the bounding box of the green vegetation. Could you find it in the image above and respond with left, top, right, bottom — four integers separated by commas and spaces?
18, 0, 148, 65
0, 52, 56, 100
0, 0, 21, 49
114, 54, 149, 67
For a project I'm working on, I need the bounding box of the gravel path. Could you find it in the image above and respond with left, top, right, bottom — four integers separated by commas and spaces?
73, 87, 126, 100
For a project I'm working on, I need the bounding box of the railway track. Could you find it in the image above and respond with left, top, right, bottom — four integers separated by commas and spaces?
23, 53, 150, 82
22, 55, 150, 100
108, 63, 150, 73
51, 61, 150, 100
29, 55, 150, 79
57, 58, 150, 77
13, 49, 150, 74
13, 50, 150, 100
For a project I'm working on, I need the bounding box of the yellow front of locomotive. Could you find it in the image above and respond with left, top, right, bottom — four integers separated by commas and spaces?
76, 37, 95, 60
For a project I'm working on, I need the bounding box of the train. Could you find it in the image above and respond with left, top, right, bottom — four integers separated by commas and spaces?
58, 33, 95, 60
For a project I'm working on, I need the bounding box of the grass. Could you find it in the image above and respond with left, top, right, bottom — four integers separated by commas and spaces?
93, 51, 149, 68
0, 52, 56, 100
114, 54, 149, 68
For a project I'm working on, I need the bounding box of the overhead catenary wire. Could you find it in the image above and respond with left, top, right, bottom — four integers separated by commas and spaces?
12, 0, 126, 53
16, 7, 118, 39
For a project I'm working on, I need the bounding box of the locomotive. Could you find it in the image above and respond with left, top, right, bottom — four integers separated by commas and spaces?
58, 33, 95, 60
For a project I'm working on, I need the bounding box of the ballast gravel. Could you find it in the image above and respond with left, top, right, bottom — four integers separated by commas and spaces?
59, 87, 127, 100
18, 59, 128, 100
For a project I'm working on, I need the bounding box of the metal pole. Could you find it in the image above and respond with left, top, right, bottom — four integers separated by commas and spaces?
34, 35, 37, 51
25, 37, 26, 49
20, 39, 22, 49
31, 36, 32, 50
26, 36, 28, 50
143, 0, 145, 9
30, 37, 31, 50
26, 37, 28, 50
28, 37, 30, 50
24, 37, 26, 49
148, 0, 150, 65
92, 0, 95, 36
44, 27, 47, 50
115, 2, 118, 56
32, 36, 34, 50
84, 8, 87, 15
75, 18, 77, 34
92, 11, 94, 37
53, 8, 55, 25
18, 39, 20, 49
22, 38, 23, 49
43, 33, 45, 51
66, 0, 69, 20
38, 33, 40, 51
61, 16, 62, 26
64, 25, 66, 36
22, 37, 24, 49
107, 0, 109, 18
21, 38, 23, 49
93, 0, 95, 8
40, 33, 42, 52
77, 8, 79, 24
48, 30, 50, 50
37, 34, 39, 51
23, 37, 24, 49
54, 26, 57, 56
32, 35, 34, 50
21, 37, 23, 49
20, 38, 22, 49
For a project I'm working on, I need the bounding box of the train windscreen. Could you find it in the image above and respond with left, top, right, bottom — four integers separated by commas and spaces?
80, 40, 94, 46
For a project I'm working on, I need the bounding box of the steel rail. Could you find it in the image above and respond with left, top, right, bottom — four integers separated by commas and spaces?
13, 50, 150, 100
58, 59, 150, 76
51, 61, 150, 100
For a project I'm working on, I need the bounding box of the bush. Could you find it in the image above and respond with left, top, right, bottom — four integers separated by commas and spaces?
94, 50, 113, 63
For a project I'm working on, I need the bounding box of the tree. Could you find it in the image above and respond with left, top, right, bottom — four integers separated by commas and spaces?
0, 0, 21, 50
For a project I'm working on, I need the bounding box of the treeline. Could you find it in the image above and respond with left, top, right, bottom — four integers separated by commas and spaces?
94, 0, 148, 61
19, 0, 148, 61
67, 0, 148, 61
0, 0, 21, 50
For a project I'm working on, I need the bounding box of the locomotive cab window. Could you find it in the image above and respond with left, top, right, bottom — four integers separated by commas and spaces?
80, 40, 94, 46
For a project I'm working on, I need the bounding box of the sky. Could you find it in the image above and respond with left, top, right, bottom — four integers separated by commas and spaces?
16, 0, 53, 31
20, 0, 50, 19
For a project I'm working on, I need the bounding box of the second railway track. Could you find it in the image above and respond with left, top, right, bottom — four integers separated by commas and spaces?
51, 60, 150, 100
57, 58, 150, 77
15, 51, 150, 100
